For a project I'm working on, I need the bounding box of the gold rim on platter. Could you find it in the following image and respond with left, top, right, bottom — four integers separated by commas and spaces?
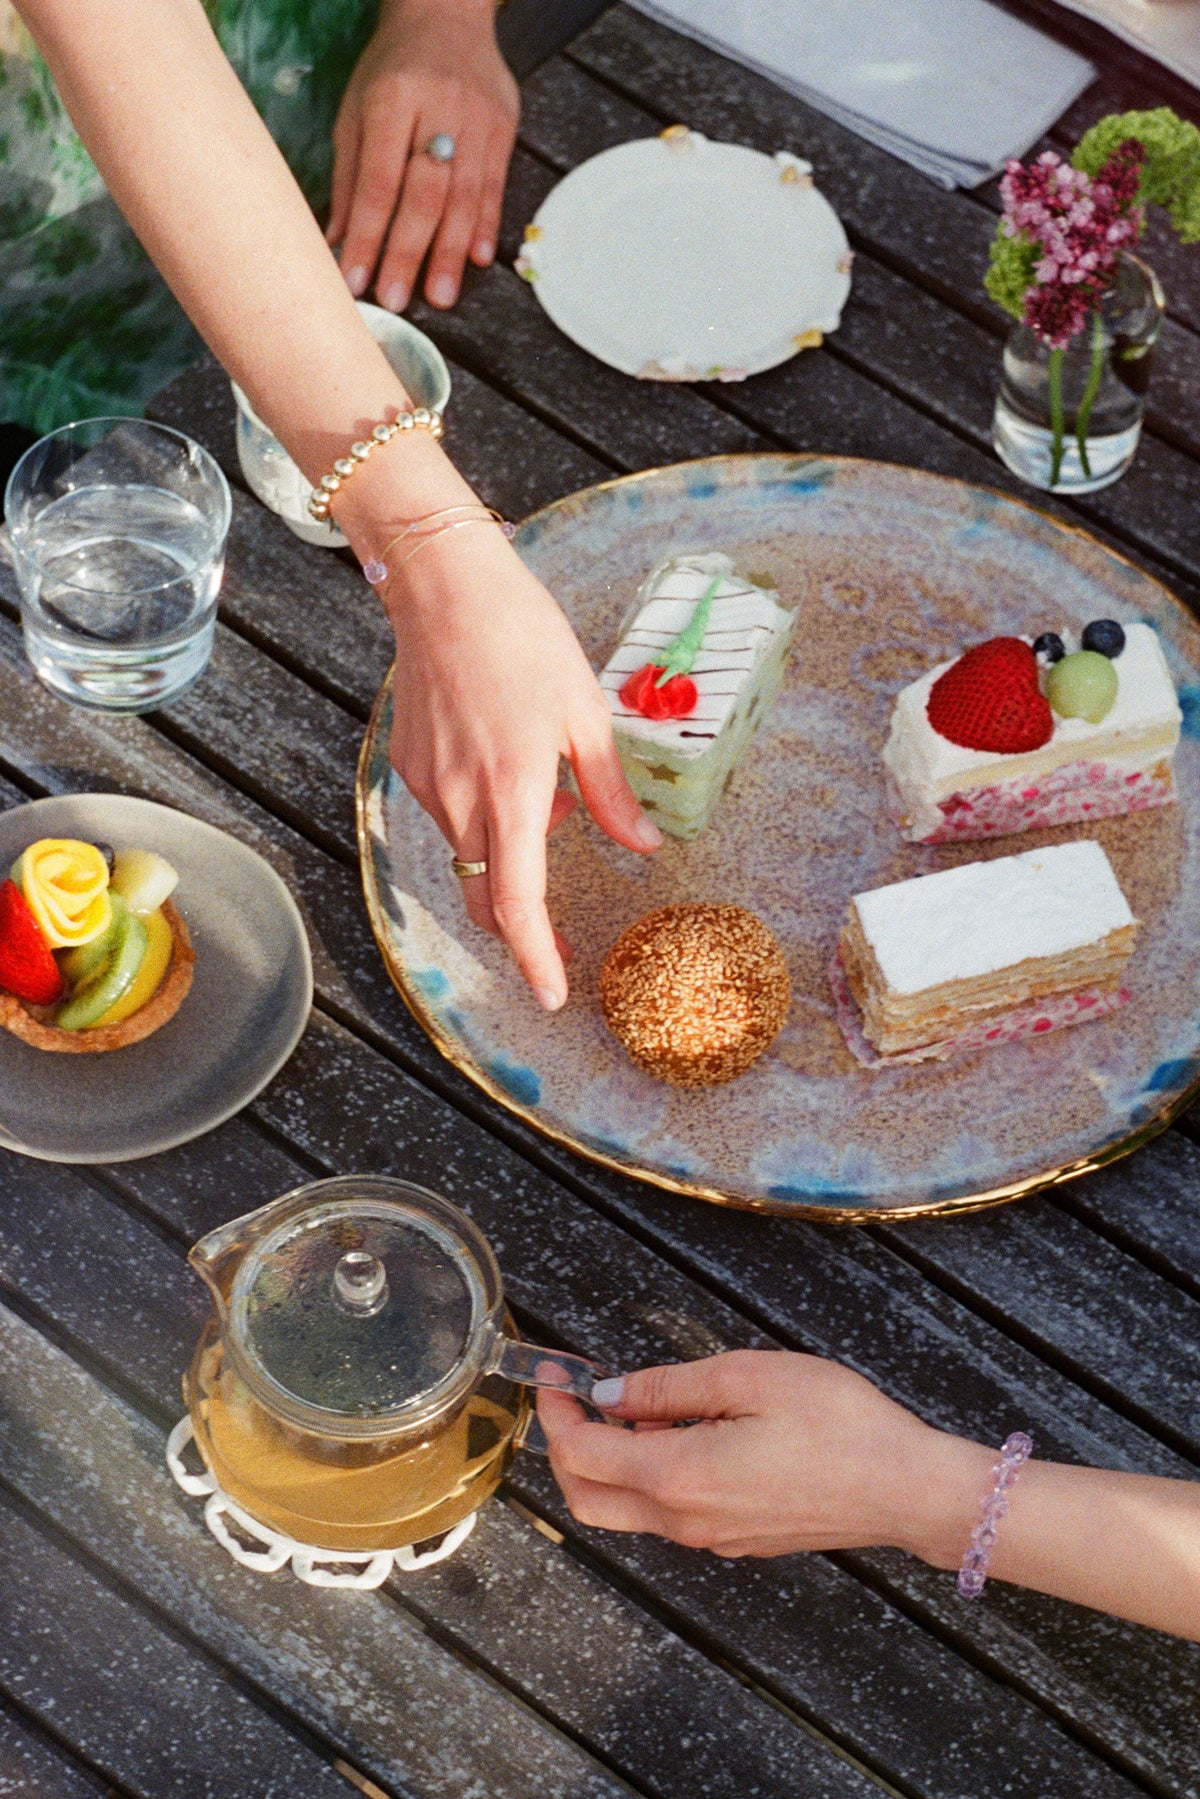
356, 453, 1200, 1223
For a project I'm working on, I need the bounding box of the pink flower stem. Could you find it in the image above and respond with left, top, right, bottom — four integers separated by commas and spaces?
1075, 312, 1106, 480
1048, 347, 1066, 486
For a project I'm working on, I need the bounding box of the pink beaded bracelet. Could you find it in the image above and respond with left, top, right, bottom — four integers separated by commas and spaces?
957, 1430, 1033, 1598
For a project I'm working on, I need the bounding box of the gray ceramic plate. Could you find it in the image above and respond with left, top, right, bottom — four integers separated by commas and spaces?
359, 455, 1200, 1220
0, 795, 312, 1162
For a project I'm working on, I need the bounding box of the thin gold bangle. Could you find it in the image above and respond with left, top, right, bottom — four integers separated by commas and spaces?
308, 407, 445, 523
390, 514, 509, 577
362, 506, 514, 584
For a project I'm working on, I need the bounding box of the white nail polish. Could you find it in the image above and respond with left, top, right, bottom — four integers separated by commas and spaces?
536, 986, 565, 1012
591, 1377, 625, 1409
381, 283, 408, 313
474, 239, 495, 265
343, 264, 369, 298
634, 815, 664, 849
427, 274, 456, 308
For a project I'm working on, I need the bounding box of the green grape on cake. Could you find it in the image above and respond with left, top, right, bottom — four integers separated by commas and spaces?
1046, 650, 1118, 723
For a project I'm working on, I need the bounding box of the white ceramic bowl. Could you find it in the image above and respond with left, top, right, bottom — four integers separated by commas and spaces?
231, 302, 452, 547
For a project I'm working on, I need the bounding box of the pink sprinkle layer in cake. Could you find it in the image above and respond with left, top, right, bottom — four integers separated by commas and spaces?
883, 623, 1181, 844
834, 840, 1138, 1066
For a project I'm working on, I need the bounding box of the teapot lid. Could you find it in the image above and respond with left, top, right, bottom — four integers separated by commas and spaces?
223, 1181, 501, 1436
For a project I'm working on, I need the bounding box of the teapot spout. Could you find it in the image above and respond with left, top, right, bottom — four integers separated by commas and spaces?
187, 1184, 317, 1307
188, 1215, 251, 1310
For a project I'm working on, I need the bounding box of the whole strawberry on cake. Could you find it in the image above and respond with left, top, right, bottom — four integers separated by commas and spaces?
0, 837, 194, 1052
883, 618, 1181, 844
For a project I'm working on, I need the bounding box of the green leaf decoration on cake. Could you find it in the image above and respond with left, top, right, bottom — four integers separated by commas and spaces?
655, 575, 722, 686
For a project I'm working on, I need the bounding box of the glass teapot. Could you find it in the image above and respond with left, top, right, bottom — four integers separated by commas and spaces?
181, 1175, 604, 1554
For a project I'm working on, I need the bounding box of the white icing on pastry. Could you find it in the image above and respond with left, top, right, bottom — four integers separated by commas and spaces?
852, 840, 1135, 994
600, 553, 792, 756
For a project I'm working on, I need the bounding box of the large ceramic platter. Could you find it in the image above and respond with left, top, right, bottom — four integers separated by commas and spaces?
515, 132, 851, 382
0, 795, 312, 1163
358, 456, 1200, 1220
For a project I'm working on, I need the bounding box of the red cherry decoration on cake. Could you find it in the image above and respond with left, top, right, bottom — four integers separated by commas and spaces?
0, 878, 65, 1007
620, 663, 699, 721
926, 637, 1054, 754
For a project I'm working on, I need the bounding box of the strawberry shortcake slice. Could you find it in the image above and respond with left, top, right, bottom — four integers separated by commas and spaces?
883, 621, 1181, 845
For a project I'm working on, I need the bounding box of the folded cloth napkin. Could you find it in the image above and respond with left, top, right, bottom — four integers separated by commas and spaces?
1053, 0, 1200, 93
625, 0, 1095, 188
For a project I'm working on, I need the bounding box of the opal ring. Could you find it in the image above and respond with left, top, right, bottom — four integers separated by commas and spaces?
451, 857, 488, 879
425, 133, 457, 165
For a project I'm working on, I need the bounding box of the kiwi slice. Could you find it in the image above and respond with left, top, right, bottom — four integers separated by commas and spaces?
56, 906, 149, 1031
59, 893, 129, 988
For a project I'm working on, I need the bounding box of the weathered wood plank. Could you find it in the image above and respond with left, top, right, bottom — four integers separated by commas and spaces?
1053, 1128, 1200, 1302
0, 1700, 112, 1799
242, 1012, 1200, 1785
878, 1190, 1200, 1456
0, 1234, 885, 1799
0, 1301, 649, 1799
0, 1489, 363, 1799
0, 1139, 1159, 1799
406, 264, 769, 469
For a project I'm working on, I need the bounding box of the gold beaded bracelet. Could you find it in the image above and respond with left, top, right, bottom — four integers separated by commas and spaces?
308, 408, 445, 523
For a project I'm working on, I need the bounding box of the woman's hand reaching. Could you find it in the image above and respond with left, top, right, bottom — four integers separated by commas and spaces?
328, 0, 519, 312
539, 1350, 953, 1558
385, 522, 663, 1009
539, 1348, 1200, 1640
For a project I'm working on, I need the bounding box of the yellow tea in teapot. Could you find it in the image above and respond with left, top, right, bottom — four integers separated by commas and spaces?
187, 1321, 530, 1552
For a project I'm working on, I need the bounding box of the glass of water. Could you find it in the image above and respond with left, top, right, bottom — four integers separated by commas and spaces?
4, 417, 231, 712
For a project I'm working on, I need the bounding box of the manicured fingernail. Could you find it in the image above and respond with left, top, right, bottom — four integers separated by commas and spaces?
427, 273, 457, 308
633, 815, 664, 850
536, 985, 565, 1012
343, 264, 369, 297
381, 282, 408, 313
474, 238, 495, 265
591, 1377, 625, 1409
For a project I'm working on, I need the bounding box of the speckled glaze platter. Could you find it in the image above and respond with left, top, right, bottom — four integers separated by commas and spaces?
358, 455, 1200, 1219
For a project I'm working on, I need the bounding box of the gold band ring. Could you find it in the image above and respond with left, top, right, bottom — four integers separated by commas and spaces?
451, 857, 488, 879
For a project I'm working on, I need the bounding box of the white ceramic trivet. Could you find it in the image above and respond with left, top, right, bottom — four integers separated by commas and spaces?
516, 128, 852, 380
166, 1417, 477, 1588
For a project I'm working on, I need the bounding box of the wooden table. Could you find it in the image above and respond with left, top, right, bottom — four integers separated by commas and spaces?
3, 8, 1200, 1796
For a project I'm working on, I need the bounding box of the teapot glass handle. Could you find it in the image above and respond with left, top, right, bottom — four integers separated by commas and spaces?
488, 1336, 609, 1405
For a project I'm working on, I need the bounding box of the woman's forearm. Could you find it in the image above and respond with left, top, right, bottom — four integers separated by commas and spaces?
16, 0, 469, 522
916, 1434, 1200, 1639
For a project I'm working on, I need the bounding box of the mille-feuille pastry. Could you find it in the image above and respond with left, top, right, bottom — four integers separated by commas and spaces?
831, 839, 1137, 1066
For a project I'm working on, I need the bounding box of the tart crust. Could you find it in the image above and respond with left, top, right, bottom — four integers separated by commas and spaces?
0, 901, 194, 1053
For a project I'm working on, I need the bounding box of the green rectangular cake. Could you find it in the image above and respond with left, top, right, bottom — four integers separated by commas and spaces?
599, 552, 795, 839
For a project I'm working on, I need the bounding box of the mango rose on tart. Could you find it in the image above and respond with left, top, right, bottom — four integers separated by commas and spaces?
0, 838, 194, 1052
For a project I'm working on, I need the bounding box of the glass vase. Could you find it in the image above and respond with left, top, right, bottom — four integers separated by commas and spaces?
991, 252, 1164, 495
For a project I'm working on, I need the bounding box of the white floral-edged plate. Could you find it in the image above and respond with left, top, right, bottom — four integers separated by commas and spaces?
516, 131, 852, 382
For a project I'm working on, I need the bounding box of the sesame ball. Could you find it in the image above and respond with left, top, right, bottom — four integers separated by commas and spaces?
599, 903, 791, 1087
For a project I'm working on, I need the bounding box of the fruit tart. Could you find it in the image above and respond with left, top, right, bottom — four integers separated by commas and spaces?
0, 836, 194, 1052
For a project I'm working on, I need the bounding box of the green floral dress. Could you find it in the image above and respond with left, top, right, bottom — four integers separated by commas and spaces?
0, 0, 379, 432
